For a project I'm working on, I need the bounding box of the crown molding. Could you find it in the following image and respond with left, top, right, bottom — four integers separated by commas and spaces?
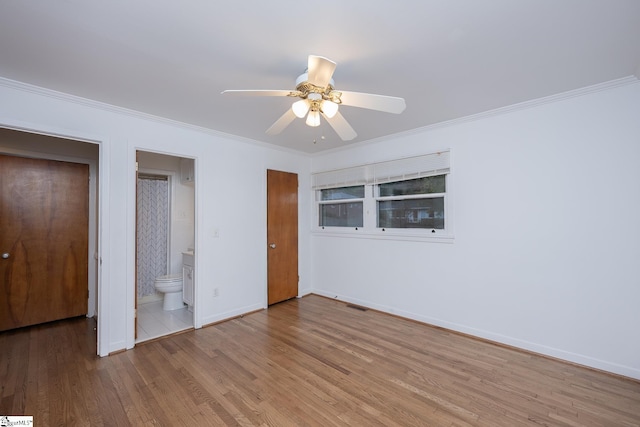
423, 75, 640, 130
0, 76, 311, 157
2, 75, 636, 159
313, 75, 640, 157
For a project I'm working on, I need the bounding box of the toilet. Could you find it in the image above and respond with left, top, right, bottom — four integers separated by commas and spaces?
154, 274, 184, 311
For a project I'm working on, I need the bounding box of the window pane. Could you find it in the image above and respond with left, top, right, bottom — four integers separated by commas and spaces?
379, 175, 445, 197
320, 202, 363, 227
320, 186, 365, 201
377, 197, 444, 229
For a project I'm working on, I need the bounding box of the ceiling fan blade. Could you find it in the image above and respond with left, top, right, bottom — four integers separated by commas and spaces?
221, 90, 294, 97
266, 109, 297, 136
338, 91, 406, 114
323, 111, 357, 141
307, 55, 336, 88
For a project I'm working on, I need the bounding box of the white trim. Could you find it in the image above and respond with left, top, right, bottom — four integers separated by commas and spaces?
97, 141, 109, 356
4, 75, 637, 159
311, 290, 640, 380
0, 77, 309, 156
312, 75, 640, 157
312, 230, 454, 244
200, 302, 264, 327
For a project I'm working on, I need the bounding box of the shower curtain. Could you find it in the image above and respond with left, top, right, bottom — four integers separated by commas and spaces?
136, 175, 169, 298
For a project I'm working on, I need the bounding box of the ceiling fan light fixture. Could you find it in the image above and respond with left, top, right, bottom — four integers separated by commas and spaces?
306, 109, 320, 127
223, 55, 404, 141
321, 100, 339, 118
292, 99, 310, 118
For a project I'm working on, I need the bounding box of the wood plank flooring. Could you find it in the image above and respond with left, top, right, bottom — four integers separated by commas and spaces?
1, 295, 639, 426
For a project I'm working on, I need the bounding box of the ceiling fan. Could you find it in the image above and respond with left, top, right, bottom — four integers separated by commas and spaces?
222, 55, 406, 141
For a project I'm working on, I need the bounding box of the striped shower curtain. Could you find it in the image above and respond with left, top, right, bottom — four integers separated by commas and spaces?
136, 175, 169, 298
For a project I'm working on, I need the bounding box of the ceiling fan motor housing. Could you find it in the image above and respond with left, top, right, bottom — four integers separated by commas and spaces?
294, 73, 338, 101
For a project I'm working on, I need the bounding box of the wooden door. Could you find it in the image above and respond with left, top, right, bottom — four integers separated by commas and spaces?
267, 169, 298, 305
0, 154, 89, 331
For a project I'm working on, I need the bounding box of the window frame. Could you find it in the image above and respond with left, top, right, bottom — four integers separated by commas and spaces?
317, 185, 365, 229
373, 174, 449, 239
312, 151, 453, 242
374, 174, 447, 233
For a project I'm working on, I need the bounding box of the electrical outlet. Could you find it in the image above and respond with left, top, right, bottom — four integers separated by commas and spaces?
213, 287, 219, 297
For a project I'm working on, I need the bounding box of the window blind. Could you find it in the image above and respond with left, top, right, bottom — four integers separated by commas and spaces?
312, 165, 369, 189
312, 150, 450, 190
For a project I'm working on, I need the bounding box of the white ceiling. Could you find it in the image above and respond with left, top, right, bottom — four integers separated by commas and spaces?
1, 1, 639, 153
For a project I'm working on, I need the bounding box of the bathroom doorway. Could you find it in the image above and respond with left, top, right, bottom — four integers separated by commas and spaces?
135, 150, 195, 343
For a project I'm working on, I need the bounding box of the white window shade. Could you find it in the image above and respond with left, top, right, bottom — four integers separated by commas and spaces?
312, 151, 450, 189
371, 151, 450, 185
312, 165, 369, 190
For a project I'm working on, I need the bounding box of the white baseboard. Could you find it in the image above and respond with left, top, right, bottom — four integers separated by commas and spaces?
311, 289, 640, 381
200, 303, 264, 327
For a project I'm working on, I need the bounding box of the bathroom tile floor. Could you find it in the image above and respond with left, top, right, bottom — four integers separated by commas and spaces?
136, 300, 193, 343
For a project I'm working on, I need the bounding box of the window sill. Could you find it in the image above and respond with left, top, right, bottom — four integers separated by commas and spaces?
312, 228, 454, 243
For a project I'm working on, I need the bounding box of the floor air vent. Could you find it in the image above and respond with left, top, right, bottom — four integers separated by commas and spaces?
346, 304, 368, 311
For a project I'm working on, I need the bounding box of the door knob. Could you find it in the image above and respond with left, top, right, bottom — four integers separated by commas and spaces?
269, 243, 276, 249
1, 253, 9, 259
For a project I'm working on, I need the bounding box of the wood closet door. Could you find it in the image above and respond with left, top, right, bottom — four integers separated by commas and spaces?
0, 154, 89, 331
266, 169, 298, 305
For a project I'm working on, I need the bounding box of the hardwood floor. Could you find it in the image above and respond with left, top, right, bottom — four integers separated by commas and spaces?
1, 295, 639, 426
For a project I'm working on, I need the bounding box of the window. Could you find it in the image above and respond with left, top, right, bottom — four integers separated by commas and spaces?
312, 150, 451, 240
377, 175, 446, 229
318, 185, 364, 227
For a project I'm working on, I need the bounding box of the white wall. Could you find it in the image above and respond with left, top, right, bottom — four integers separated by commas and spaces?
3, 75, 637, 380
0, 78, 312, 356
310, 80, 640, 379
